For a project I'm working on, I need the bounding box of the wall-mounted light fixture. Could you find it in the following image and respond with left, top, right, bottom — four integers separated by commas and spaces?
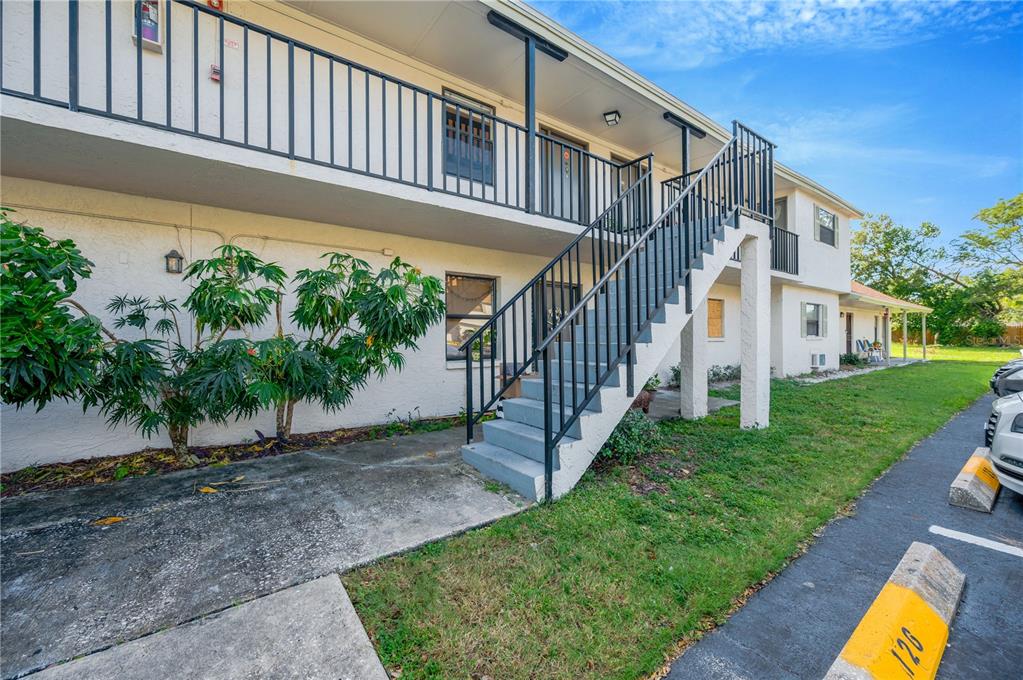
603, 110, 621, 127
164, 249, 184, 274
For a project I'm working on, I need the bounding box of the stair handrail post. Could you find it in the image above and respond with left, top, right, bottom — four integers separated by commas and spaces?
625, 254, 634, 396
465, 348, 473, 443
542, 344, 553, 501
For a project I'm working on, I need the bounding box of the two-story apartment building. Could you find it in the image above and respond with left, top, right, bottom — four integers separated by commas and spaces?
2, 0, 915, 499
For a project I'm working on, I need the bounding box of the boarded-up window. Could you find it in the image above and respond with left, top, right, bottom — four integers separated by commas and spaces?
708, 298, 724, 338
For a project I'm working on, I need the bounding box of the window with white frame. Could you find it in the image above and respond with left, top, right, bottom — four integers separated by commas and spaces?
802, 302, 828, 338
445, 274, 496, 360
815, 205, 837, 246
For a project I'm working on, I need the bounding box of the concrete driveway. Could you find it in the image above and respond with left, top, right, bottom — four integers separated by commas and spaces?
0, 428, 526, 678
666, 393, 1023, 679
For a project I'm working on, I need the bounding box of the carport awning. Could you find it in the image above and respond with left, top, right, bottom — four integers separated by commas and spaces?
841, 281, 932, 313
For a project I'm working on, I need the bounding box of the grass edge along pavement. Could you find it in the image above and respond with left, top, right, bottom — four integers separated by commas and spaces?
343, 349, 1014, 680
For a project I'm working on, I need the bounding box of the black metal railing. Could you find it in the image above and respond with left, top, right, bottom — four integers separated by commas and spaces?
507, 122, 773, 499
769, 226, 799, 274
727, 226, 799, 275
0, 0, 640, 225
460, 155, 654, 438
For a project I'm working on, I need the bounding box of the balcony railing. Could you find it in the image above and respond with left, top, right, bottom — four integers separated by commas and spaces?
726, 226, 799, 275
0, 0, 646, 225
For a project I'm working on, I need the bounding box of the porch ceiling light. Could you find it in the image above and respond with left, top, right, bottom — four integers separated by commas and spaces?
603, 110, 621, 127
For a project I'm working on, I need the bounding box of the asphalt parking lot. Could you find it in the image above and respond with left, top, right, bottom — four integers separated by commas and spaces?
666, 393, 1023, 679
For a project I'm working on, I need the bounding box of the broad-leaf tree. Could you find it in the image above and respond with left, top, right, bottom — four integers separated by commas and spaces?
0, 209, 106, 409
85, 245, 284, 460
247, 253, 445, 441
852, 202, 1023, 344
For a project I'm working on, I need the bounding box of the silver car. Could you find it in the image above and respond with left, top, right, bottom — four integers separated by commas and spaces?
989, 392, 1023, 496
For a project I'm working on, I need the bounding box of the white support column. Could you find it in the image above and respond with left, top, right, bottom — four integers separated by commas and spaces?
922, 314, 928, 360
902, 310, 908, 361
885, 309, 892, 366
740, 233, 770, 429
680, 297, 708, 420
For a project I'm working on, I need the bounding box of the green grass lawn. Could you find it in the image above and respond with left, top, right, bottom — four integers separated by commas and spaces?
344, 357, 1001, 680
903, 343, 1019, 363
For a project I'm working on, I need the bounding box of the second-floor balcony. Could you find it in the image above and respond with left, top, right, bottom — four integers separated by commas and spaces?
0, 0, 651, 236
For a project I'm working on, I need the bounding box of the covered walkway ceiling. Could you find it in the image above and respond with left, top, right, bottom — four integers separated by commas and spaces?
282, 0, 724, 170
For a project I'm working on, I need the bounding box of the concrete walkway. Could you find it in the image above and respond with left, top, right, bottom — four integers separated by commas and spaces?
665, 394, 1023, 679
1, 428, 526, 678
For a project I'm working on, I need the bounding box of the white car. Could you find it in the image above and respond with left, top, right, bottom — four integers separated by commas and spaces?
988, 392, 1023, 496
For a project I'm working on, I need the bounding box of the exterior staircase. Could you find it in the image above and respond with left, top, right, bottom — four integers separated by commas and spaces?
460, 123, 775, 500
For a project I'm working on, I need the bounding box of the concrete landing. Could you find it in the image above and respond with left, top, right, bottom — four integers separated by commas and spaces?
31, 575, 387, 680
1, 428, 526, 678
646, 388, 739, 421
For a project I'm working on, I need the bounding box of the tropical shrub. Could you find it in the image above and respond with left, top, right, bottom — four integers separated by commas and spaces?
84, 244, 284, 460
707, 364, 741, 382
839, 352, 865, 367
0, 209, 106, 409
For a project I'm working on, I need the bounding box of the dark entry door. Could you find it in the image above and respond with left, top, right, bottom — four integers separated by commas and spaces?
846, 312, 854, 354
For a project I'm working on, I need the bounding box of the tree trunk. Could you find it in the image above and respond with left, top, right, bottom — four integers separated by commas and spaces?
275, 402, 288, 442
285, 400, 296, 440
168, 422, 190, 461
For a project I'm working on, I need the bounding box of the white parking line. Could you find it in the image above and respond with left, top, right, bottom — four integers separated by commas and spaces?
929, 525, 1023, 558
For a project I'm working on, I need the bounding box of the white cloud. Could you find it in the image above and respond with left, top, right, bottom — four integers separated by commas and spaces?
532, 0, 1023, 70
753, 105, 1016, 178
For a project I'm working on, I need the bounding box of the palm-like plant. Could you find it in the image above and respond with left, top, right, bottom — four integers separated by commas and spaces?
85, 246, 285, 460
249, 253, 445, 440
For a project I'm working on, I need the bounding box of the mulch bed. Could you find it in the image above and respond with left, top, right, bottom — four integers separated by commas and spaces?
0, 415, 467, 498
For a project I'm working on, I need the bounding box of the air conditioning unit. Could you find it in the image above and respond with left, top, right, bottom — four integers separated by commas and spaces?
810, 353, 827, 369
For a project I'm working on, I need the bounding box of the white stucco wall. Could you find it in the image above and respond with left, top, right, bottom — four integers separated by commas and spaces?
0, 176, 554, 471
842, 306, 886, 355
777, 188, 852, 294
655, 282, 742, 383
773, 284, 842, 376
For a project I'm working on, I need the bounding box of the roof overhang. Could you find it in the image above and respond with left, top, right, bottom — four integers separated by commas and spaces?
840, 291, 932, 314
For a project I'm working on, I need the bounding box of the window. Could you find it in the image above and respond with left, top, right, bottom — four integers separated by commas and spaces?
774, 197, 788, 230
874, 315, 879, 342
815, 205, 837, 246
443, 89, 494, 185
133, 1, 163, 51
707, 298, 724, 338
802, 302, 828, 338
445, 274, 496, 360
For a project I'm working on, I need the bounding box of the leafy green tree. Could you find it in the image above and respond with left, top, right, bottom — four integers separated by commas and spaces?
246, 253, 445, 441
1, 209, 107, 409
955, 193, 1023, 270
852, 207, 1022, 345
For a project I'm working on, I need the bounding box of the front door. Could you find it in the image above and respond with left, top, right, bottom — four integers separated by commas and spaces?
846, 312, 854, 354
540, 128, 589, 224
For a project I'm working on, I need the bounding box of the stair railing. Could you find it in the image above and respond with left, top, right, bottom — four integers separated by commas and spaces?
534, 121, 774, 499
460, 155, 654, 441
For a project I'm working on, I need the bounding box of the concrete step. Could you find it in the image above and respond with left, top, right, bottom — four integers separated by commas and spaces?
544, 359, 622, 387
501, 397, 584, 439
461, 441, 543, 500
482, 418, 576, 465
520, 377, 605, 411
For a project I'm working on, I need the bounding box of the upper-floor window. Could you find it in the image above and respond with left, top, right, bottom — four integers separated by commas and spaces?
802, 302, 828, 338
774, 197, 788, 230
707, 298, 724, 338
445, 273, 496, 360
443, 89, 494, 186
815, 206, 837, 247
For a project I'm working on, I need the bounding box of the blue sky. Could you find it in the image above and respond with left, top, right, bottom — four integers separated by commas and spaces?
531, 0, 1023, 242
